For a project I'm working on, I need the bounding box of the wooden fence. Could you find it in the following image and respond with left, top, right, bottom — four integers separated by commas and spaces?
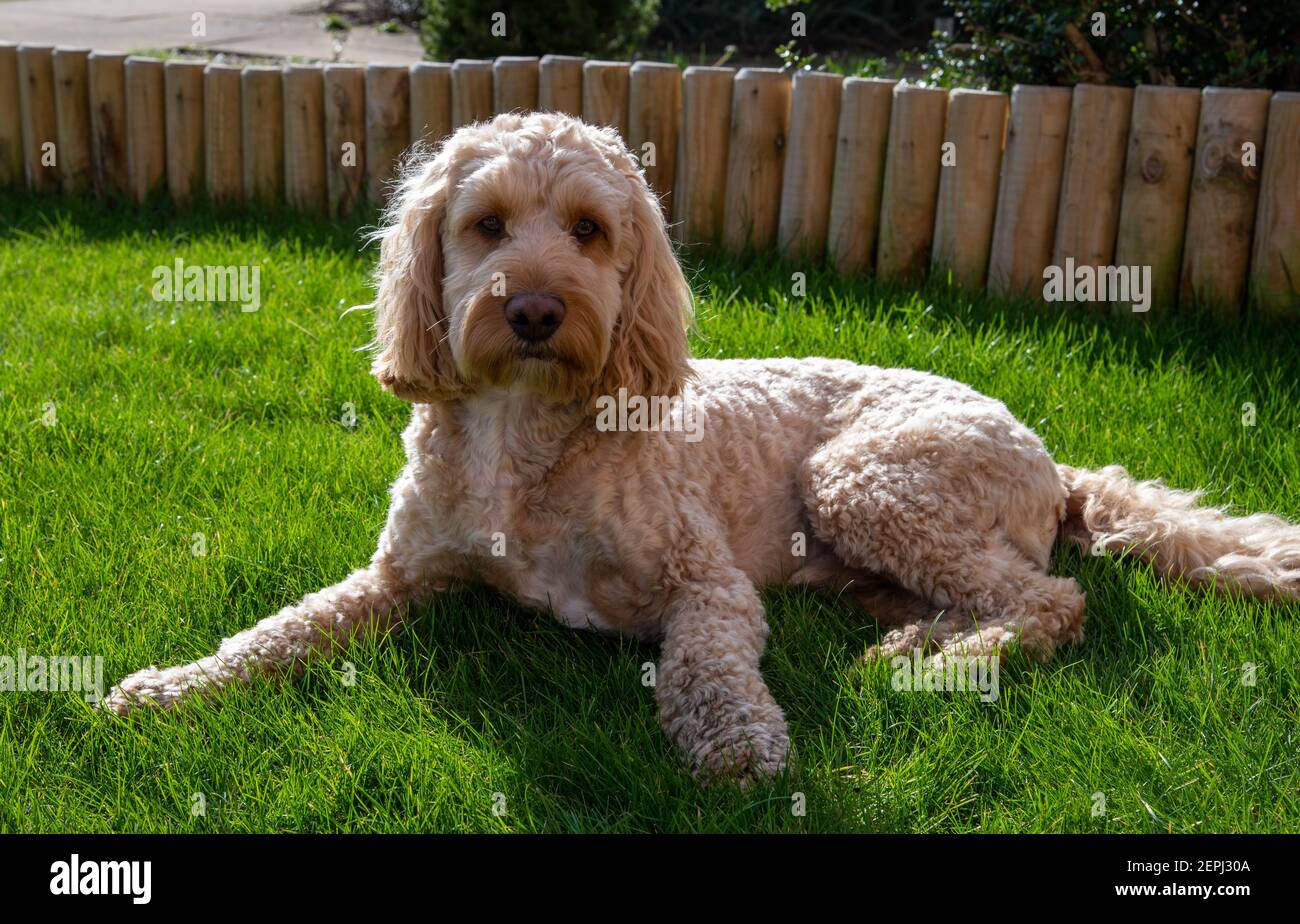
1, 43, 1297, 318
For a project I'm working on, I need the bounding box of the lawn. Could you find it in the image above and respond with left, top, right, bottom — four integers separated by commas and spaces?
1, 188, 1297, 833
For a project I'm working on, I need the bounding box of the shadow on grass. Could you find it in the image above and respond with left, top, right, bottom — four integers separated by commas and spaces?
310, 556, 1179, 832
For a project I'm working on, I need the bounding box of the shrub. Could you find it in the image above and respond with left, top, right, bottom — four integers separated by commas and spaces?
652, 0, 945, 59
910, 0, 1300, 90
421, 0, 660, 59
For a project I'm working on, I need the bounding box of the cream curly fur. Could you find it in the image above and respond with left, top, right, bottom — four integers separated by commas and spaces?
103, 113, 1300, 784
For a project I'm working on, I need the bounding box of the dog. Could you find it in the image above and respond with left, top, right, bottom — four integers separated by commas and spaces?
103, 112, 1300, 784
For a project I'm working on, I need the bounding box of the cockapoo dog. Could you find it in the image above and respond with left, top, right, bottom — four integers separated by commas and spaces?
104, 112, 1300, 783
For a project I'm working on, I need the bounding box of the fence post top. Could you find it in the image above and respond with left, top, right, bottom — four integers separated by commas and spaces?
1071, 83, 1133, 99
451, 58, 493, 70
843, 76, 898, 88
494, 56, 540, 66
1201, 85, 1273, 99
411, 61, 451, 73
1132, 83, 1201, 97
791, 70, 843, 85
734, 66, 787, 81
540, 54, 586, 64
893, 81, 949, 97
1010, 84, 1073, 98
630, 60, 679, 73
683, 65, 736, 77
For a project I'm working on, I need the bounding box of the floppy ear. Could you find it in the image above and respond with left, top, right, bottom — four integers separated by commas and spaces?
370, 156, 465, 403
599, 178, 694, 399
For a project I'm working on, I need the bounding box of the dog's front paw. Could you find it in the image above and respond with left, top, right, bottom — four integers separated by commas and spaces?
99, 665, 192, 715
689, 717, 790, 787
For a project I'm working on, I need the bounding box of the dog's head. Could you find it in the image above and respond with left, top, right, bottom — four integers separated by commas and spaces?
369, 112, 693, 405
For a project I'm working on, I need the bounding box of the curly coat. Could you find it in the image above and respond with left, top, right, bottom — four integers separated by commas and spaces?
104, 113, 1300, 783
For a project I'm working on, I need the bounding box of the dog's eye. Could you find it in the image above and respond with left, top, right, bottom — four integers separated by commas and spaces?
477, 215, 504, 237
573, 218, 599, 240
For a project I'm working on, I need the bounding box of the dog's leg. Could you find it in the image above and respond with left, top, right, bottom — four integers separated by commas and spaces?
846, 532, 1085, 663
803, 430, 1085, 662
99, 557, 433, 714
102, 472, 448, 715
846, 574, 950, 626
655, 567, 788, 785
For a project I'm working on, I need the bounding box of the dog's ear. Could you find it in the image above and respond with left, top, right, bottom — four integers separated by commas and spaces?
600, 177, 694, 399
370, 154, 465, 403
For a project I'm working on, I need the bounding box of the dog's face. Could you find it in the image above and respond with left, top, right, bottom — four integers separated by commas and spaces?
370, 112, 693, 405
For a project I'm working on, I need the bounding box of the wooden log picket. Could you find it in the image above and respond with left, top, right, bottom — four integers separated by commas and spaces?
409, 61, 451, 148
778, 71, 842, 262
1113, 85, 1201, 313
17, 45, 59, 192
826, 77, 895, 275
0, 44, 21, 187
325, 64, 366, 219
539, 55, 584, 116
124, 55, 164, 202
284, 64, 327, 215
451, 59, 492, 129
672, 65, 733, 246
987, 86, 1072, 299
876, 84, 949, 282
365, 64, 409, 204
324, 64, 365, 216
52, 48, 93, 195
204, 63, 242, 204
1179, 87, 1272, 317
721, 68, 791, 254
582, 61, 630, 138
931, 89, 1008, 289
1052, 84, 1134, 291
87, 52, 128, 198
493, 56, 539, 114
1249, 92, 1300, 319
241, 66, 284, 205
627, 61, 681, 214
163, 59, 205, 206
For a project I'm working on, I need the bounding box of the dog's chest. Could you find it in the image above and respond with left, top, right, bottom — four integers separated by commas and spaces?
437, 416, 628, 635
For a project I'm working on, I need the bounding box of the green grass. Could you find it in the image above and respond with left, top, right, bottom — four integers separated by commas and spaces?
1, 188, 1297, 833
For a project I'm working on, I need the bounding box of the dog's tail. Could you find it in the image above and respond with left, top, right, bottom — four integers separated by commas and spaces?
1058, 464, 1300, 601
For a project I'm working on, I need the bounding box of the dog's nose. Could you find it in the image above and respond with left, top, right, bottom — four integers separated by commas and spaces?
504, 293, 566, 343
